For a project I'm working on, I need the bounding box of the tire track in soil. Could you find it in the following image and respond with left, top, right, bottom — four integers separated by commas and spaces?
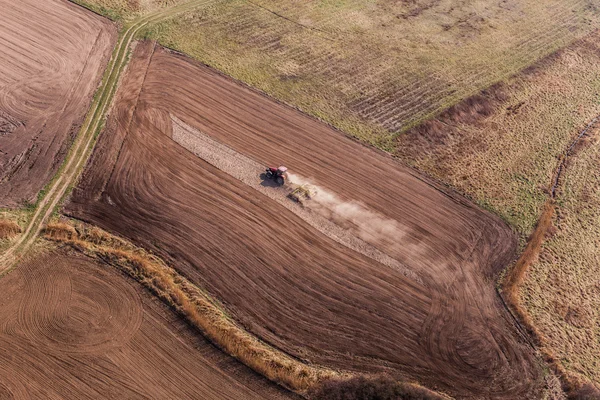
0, 251, 295, 399
66, 42, 542, 399
0, 0, 216, 273
171, 115, 421, 283
0, 0, 116, 207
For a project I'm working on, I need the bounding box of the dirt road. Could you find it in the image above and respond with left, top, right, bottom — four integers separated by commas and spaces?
0, 250, 294, 399
0, 0, 116, 207
67, 42, 542, 398
0, 0, 216, 272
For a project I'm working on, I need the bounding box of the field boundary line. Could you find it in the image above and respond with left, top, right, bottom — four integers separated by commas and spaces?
0, 0, 212, 272
43, 221, 341, 392
501, 116, 600, 397
42, 220, 452, 399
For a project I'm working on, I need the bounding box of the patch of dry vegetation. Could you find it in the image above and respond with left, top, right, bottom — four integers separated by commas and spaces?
0, 219, 21, 240
43, 221, 447, 398
79, 0, 600, 146
72, 0, 183, 20
308, 375, 448, 400
43, 221, 337, 392
398, 32, 600, 236
520, 127, 600, 391
0, 211, 25, 253
399, 31, 600, 395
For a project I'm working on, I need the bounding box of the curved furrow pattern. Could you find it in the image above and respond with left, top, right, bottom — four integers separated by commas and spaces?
16, 255, 143, 354
0, 251, 294, 399
67, 42, 541, 398
0, 0, 117, 207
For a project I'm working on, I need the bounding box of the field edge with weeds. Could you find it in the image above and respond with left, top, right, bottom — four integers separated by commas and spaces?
43, 220, 449, 399
501, 121, 600, 398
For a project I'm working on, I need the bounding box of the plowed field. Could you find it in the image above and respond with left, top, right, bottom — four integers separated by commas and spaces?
0, 0, 116, 207
66, 41, 541, 398
0, 250, 293, 399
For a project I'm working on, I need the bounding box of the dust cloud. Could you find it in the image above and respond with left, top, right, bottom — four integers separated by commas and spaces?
287, 173, 404, 246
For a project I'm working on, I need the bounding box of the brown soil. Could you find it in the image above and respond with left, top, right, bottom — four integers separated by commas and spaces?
0, 249, 294, 399
0, 0, 116, 207
66, 41, 542, 398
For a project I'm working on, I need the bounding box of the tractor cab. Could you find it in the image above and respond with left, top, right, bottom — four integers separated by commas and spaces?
265, 165, 288, 185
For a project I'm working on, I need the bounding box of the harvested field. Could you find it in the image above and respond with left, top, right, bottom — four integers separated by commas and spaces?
130, 0, 599, 143
67, 41, 541, 398
521, 125, 600, 386
0, 249, 294, 399
397, 31, 600, 237
0, 0, 116, 207
72, 0, 184, 20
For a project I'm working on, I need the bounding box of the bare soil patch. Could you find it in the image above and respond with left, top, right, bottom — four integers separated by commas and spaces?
0, 249, 294, 399
66, 41, 541, 398
0, 0, 116, 207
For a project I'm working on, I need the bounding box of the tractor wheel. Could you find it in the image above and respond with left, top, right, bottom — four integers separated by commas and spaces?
276, 176, 285, 186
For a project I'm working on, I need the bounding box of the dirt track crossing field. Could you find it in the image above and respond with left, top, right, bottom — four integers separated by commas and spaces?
0, 0, 116, 207
67, 41, 542, 398
0, 250, 294, 399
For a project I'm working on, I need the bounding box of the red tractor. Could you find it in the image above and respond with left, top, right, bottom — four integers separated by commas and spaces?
265, 166, 288, 186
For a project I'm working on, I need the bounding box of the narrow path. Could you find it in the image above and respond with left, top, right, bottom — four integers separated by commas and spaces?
501, 115, 600, 395
0, 0, 213, 272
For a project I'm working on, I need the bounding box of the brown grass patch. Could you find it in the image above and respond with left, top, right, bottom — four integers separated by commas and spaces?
518, 131, 600, 396
500, 201, 599, 398
501, 124, 600, 397
308, 375, 448, 400
504, 200, 555, 311
0, 219, 21, 240
397, 31, 600, 237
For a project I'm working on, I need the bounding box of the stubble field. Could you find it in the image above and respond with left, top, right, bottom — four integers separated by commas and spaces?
0, 0, 116, 207
65, 41, 542, 398
398, 30, 600, 389
132, 0, 600, 146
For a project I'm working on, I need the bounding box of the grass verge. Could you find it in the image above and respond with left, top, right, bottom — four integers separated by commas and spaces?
519, 124, 600, 394
43, 220, 449, 398
43, 221, 339, 392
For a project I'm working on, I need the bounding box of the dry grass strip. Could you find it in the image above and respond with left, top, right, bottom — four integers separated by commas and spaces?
0, 219, 21, 240
43, 221, 448, 398
503, 203, 600, 399
43, 222, 336, 392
